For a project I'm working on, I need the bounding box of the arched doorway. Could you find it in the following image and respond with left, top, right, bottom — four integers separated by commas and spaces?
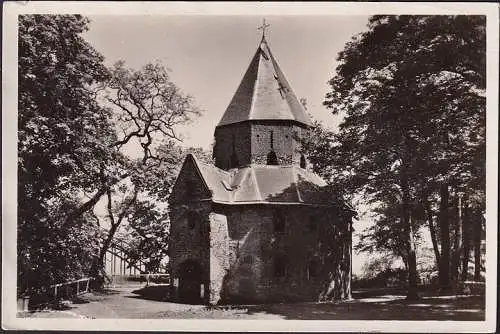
178, 260, 202, 304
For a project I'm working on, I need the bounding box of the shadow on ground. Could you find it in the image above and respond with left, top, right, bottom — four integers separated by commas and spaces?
129, 285, 172, 302
91, 289, 122, 296
20, 286, 485, 320
207, 294, 485, 320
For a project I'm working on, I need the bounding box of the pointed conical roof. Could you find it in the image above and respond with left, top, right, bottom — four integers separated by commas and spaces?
217, 37, 312, 128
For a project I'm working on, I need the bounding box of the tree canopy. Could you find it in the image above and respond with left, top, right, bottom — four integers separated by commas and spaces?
305, 15, 486, 298
18, 15, 114, 293
18, 14, 202, 294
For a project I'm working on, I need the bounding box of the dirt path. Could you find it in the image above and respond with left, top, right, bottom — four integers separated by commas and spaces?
21, 286, 485, 320
38, 286, 282, 319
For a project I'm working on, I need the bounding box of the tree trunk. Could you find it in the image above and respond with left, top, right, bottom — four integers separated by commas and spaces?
425, 202, 440, 268
438, 183, 451, 291
401, 174, 419, 300
473, 209, 483, 281
66, 186, 108, 225
317, 220, 352, 302
451, 193, 463, 282
65, 173, 129, 226
461, 198, 470, 282
347, 219, 353, 299
90, 187, 138, 288
406, 212, 419, 300
90, 222, 120, 289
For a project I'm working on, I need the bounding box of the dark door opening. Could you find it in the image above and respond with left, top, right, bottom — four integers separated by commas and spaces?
178, 260, 202, 304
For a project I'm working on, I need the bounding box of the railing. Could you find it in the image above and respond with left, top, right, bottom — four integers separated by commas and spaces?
18, 277, 94, 311
49, 277, 92, 299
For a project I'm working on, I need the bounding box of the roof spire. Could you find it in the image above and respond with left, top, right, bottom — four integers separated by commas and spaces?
257, 18, 270, 40
216, 19, 312, 128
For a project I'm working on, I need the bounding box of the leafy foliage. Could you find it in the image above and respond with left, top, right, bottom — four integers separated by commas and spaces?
18, 15, 202, 294
120, 200, 170, 273
18, 15, 114, 294
313, 15, 486, 296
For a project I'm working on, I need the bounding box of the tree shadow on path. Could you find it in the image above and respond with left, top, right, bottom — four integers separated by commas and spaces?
210, 294, 485, 320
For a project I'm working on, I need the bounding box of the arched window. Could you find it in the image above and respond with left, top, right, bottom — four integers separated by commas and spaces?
266, 130, 279, 165
230, 151, 239, 168
274, 254, 286, 277
300, 154, 307, 169
307, 214, 317, 232
273, 210, 285, 233
266, 150, 279, 165
186, 211, 200, 230
230, 134, 239, 168
243, 255, 253, 265
307, 258, 319, 280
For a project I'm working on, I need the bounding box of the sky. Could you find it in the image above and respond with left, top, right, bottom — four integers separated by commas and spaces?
81, 15, 387, 275
82, 15, 370, 150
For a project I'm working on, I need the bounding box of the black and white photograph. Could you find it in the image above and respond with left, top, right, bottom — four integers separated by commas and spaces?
2, 2, 498, 332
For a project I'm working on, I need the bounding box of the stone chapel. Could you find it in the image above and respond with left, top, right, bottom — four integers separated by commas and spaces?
168, 30, 355, 305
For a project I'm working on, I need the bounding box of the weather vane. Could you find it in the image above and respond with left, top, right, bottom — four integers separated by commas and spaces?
257, 18, 270, 39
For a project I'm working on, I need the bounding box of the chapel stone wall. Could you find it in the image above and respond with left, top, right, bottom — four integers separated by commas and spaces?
168, 202, 212, 302
213, 123, 251, 170
218, 204, 350, 303
250, 121, 307, 166
214, 121, 309, 170
208, 212, 230, 305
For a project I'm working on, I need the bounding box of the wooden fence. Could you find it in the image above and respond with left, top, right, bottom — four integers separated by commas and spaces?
18, 277, 93, 312
50, 277, 92, 300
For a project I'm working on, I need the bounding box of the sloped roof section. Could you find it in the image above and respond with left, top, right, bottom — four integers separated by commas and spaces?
251, 166, 300, 203
172, 154, 337, 206
195, 157, 233, 203
217, 37, 312, 128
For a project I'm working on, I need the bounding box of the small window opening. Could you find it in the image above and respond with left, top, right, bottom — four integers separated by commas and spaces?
243, 255, 253, 265
267, 151, 279, 165
300, 154, 307, 169
274, 255, 286, 277
307, 215, 317, 232
230, 134, 239, 168
230, 151, 239, 168
273, 210, 285, 233
307, 258, 319, 279
185, 179, 195, 198
187, 211, 200, 230
267, 131, 279, 165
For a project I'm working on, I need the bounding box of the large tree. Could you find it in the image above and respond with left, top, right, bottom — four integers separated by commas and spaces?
87, 61, 200, 282
18, 14, 113, 295
18, 15, 202, 294
321, 15, 485, 298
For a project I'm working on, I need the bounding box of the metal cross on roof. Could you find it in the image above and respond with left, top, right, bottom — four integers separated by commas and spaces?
257, 18, 270, 38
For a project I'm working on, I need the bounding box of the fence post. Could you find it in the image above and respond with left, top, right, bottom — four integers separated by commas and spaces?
86, 279, 90, 293
76, 281, 80, 295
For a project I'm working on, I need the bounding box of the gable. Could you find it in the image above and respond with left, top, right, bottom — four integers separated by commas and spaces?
169, 155, 213, 204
